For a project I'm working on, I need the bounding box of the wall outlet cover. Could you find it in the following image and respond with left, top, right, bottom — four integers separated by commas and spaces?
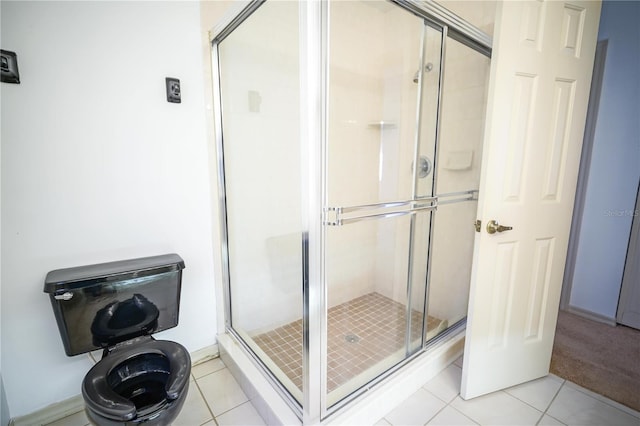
1, 49, 20, 84
166, 77, 181, 103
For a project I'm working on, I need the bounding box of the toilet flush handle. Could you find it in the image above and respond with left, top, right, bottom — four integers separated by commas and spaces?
54, 292, 74, 301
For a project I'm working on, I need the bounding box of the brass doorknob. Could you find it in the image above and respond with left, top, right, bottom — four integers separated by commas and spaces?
486, 220, 513, 234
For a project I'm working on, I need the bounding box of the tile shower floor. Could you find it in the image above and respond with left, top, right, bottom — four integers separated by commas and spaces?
252, 292, 445, 392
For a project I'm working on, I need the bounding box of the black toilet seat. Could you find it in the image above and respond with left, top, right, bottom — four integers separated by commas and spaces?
82, 339, 190, 422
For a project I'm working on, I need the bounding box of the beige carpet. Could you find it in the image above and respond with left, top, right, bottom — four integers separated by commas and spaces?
550, 311, 640, 412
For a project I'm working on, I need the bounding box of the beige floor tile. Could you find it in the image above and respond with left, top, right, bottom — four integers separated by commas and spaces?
197, 368, 248, 417
384, 388, 446, 426
373, 418, 392, 425
423, 363, 462, 403
546, 385, 639, 426
450, 391, 543, 425
215, 401, 265, 426
172, 379, 214, 426
426, 406, 477, 425
503, 374, 564, 412
537, 414, 566, 425
192, 357, 226, 379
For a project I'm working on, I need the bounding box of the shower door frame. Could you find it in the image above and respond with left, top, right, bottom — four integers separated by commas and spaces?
209, 0, 492, 423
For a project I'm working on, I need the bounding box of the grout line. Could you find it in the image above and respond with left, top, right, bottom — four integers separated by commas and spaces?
499, 389, 545, 418
422, 387, 452, 405
422, 402, 448, 426
212, 397, 251, 418
535, 381, 567, 426
192, 362, 227, 381
196, 360, 253, 425
498, 375, 566, 419
193, 375, 218, 425
443, 403, 480, 426
543, 379, 565, 415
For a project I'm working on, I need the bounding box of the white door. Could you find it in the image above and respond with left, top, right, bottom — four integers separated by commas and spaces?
461, 0, 602, 399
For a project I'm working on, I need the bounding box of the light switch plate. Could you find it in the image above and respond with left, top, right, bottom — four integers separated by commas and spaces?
1, 50, 20, 84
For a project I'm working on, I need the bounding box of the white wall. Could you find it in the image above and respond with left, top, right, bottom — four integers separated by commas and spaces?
569, 0, 640, 319
1, 1, 217, 417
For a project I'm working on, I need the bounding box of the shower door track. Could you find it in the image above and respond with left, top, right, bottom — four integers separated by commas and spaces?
391, 0, 492, 56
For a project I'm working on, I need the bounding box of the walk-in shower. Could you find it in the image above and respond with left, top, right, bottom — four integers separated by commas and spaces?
211, 0, 491, 422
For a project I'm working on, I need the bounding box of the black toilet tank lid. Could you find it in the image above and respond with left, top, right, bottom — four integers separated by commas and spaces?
44, 253, 185, 293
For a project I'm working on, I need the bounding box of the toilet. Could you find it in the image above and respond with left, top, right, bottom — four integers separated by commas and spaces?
44, 254, 191, 425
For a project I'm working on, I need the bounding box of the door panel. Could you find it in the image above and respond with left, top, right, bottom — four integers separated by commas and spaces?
324, 212, 430, 406
324, 0, 442, 409
462, 0, 602, 399
425, 36, 491, 342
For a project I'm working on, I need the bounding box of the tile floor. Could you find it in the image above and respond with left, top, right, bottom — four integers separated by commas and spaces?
253, 292, 445, 393
45, 355, 640, 426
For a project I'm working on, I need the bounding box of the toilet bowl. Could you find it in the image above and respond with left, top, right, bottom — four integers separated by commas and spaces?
83, 337, 190, 425
44, 254, 190, 426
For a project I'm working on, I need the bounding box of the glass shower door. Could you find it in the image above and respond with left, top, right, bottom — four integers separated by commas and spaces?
217, 0, 304, 403
425, 36, 491, 342
324, 0, 443, 407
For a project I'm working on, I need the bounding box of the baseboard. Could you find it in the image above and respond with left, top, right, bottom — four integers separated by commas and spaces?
564, 305, 617, 326
10, 395, 85, 426
191, 343, 219, 366
9, 343, 219, 426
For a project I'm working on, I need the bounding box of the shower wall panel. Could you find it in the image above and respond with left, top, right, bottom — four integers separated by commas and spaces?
218, 1, 303, 334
